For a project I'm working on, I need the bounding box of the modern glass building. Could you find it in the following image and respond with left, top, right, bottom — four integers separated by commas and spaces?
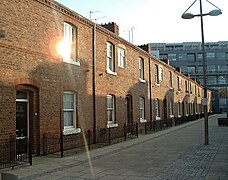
150, 41, 228, 113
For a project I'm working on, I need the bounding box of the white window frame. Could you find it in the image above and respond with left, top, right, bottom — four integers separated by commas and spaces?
140, 97, 147, 123
169, 71, 173, 88
177, 77, 182, 91
155, 65, 159, 85
186, 101, 189, 116
159, 67, 163, 81
118, 47, 126, 68
178, 102, 181, 117
170, 99, 174, 117
155, 98, 160, 120
63, 92, 81, 135
185, 81, 189, 94
106, 42, 117, 75
107, 95, 118, 128
139, 58, 145, 81
63, 22, 79, 66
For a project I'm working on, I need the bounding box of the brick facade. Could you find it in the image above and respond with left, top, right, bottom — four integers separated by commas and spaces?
0, 0, 212, 155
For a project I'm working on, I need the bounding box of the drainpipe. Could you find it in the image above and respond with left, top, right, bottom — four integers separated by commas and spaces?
149, 56, 152, 123
92, 22, 97, 144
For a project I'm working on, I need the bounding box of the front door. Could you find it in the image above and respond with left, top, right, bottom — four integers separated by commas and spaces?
126, 95, 134, 135
16, 91, 29, 154
163, 98, 167, 120
16, 102, 28, 138
126, 95, 133, 124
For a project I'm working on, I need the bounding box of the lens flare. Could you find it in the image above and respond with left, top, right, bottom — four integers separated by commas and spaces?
56, 40, 71, 59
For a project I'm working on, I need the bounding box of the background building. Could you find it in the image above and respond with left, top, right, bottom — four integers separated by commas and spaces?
150, 42, 228, 113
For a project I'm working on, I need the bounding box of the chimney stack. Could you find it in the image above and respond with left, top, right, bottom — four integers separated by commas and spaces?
101, 22, 119, 35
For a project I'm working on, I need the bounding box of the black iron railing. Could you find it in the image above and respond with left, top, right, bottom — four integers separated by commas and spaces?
42, 114, 205, 158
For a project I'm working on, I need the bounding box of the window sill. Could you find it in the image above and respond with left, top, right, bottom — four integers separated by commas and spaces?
169, 87, 173, 90
139, 78, 146, 83
155, 83, 160, 87
140, 119, 147, 123
63, 127, 81, 135
106, 69, 117, 76
63, 59, 80, 66
170, 115, 174, 118
118, 66, 126, 69
107, 121, 118, 128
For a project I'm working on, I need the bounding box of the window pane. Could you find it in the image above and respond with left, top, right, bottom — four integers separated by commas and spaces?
155, 65, 159, 83
64, 111, 73, 126
197, 53, 202, 61
187, 66, 196, 74
207, 76, 216, 85
217, 52, 225, 59
107, 110, 113, 121
107, 96, 113, 108
160, 54, 168, 59
207, 65, 216, 72
107, 43, 114, 71
206, 53, 215, 60
168, 54, 176, 61
139, 58, 144, 79
63, 92, 75, 128
218, 76, 226, 84
107, 95, 115, 123
169, 72, 172, 87
140, 98, 145, 119
159, 67, 163, 81
187, 53, 195, 62
179, 53, 187, 61
64, 93, 74, 109
16, 91, 27, 99
118, 48, 125, 68
64, 22, 76, 60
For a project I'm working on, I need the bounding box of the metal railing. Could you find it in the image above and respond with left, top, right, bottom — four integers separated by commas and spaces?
41, 114, 205, 158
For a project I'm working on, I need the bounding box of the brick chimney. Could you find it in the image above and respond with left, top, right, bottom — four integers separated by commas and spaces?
101, 22, 119, 35
138, 44, 151, 53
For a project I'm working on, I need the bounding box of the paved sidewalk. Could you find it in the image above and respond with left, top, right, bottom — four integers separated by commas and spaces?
1, 114, 228, 179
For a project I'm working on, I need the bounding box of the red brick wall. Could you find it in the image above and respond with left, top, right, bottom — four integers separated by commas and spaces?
0, 0, 94, 152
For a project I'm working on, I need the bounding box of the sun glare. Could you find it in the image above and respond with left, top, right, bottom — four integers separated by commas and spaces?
56, 40, 71, 58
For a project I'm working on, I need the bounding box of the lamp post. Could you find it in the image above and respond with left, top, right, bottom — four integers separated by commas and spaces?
182, 0, 222, 145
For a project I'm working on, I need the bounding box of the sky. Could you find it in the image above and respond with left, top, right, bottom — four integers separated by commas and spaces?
55, 0, 227, 45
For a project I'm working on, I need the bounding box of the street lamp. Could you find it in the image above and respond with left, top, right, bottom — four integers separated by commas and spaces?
182, 0, 222, 145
